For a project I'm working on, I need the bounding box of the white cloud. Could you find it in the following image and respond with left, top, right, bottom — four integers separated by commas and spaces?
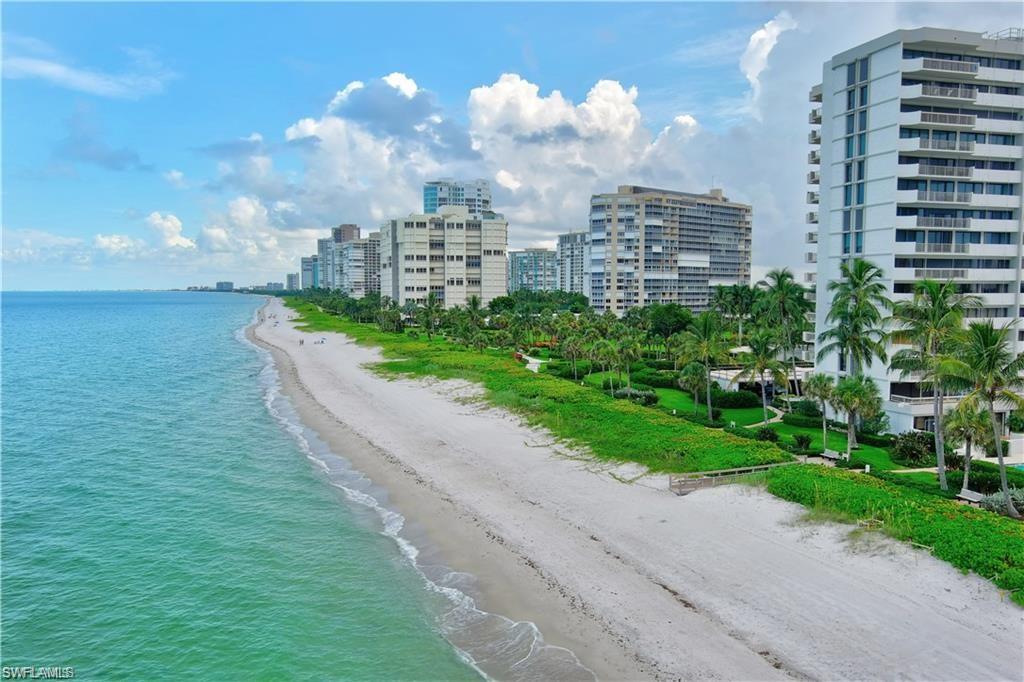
495, 169, 522, 191
1, 228, 87, 264
93, 233, 147, 258
383, 72, 418, 98
146, 212, 196, 249
163, 169, 186, 188
739, 11, 798, 120
328, 80, 365, 111
2, 39, 176, 99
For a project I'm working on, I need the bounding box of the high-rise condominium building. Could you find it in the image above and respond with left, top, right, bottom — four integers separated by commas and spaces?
508, 248, 557, 293
809, 27, 1023, 433
215, 281, 234, 292
338, 231, 381, 299
286, 273, 300, 290
317, 224, 362, 290
423, 179, 493, 215
556, 231, 591, 298
588, 185, 752, 314
380, 205, 507, 308
300, 256, 319, 289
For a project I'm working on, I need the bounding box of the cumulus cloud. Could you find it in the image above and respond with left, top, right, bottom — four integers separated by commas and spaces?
2, 36, 176, 99
1, 228, 88, 264
739, 11, 798, 119
93, 233, 147, 258
146, 212, 196, 249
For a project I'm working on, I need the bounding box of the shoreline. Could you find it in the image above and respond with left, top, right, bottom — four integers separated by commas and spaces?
250, 297, 1023, 681
246, 301, 639, 680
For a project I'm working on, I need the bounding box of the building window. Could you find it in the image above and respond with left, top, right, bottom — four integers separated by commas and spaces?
858, 58, 869, 82
842, 233, 851, 254
858, 110, 867, 132
843, 210, 851, 231
856, 182, 865, 204
847, 62, 857, 86
855, 232, 864, 253
844, 185, 853, 206
859, 85, 869, 106
858, 133, 867, 155
847, 90, 856, 111
846, 114, 855, 134
855, 208, 864, 229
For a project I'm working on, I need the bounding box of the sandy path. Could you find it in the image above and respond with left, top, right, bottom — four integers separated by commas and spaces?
254, 298, 1023, 681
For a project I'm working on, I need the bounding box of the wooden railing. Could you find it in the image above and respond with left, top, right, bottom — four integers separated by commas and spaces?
668, 460, 801, 496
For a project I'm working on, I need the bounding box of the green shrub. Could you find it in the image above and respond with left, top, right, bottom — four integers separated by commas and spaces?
632, 368, 679, 388
980, 489, 1024, 516
793, 400, 822, 418
646, 359, 676, 371
1007, 410, 1024, 433
765, 466, 1024, 604
859, 412, 891, 436
857, 432, 894, 447
724, 424, 760, 441
600, 377, 652, 392
711, 389, 762, 408
677, 411, 725, 428
757, 426, 780, 442
948, 462, 1024, 495
793, 433, 812, 450
781, 412, 822, 429
613, 387, 658, 406
892, 431, 937, 467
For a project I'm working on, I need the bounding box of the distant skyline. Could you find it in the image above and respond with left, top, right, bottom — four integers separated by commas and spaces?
1, 2, 1015, 290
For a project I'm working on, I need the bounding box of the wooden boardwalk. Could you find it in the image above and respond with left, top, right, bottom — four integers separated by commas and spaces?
668, 460, 802, 496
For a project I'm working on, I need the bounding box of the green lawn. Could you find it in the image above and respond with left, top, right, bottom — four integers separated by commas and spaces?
653, 388, 768, 427
768, 422, 899, 471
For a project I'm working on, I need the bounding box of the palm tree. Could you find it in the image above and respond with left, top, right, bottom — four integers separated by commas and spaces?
890, 279, 981, 491
832, 375, 882, 459
732, 328, 787, 425
616, 329, 644, 389
944, 321, 1024, 518
944, 403, 990, 496
683, 312, 731, 421
817, 258, 890, 377
665, 331, 688, 371
416, 292, 443, 340
757, 269, 811, 399
466, 295, 484, 329
678, 362, 707, 414
803, 373, 835, 453
560, 334, 584, 380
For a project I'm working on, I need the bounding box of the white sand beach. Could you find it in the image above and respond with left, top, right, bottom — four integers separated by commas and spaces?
252, 298, 1023, 681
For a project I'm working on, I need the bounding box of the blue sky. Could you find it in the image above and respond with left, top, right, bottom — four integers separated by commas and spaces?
1, 2, 1014, 289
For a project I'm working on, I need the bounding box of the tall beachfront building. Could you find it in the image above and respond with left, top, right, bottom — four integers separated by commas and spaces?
808, 27, 1023, 432
317, 224, 362, 290
423, 179, 492, 215
508, 248, 557, 292
337, 231, 381, 299
286, 273, 300, 290
380, 205, 507, 308
300, 256, 319, 289
588, 186, 752, 314
556, 231, 591, 299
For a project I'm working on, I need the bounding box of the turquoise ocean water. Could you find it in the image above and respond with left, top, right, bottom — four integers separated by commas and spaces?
1, 292, 487, 679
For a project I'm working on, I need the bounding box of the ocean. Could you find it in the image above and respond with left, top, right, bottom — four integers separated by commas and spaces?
1, 291, 480, 679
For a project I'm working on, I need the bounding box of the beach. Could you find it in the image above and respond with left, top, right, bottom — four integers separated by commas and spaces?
252, 297, 1023, 680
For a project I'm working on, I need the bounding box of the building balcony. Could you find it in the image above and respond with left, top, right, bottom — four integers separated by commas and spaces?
970, 193, 1020, 209
805, 251, 817, 264
897, 137, 975, 155
973, 142, 1024, 160
973, 167, 1022, 183
807, 170, 820, 184
902, 57, 978, 78
974, 118, 1024, 135
806, 231, 818, 244
901, 83, 978, 103
808, 130, 821, 144
808, 108, 822, 125
807, 191, 819, 204
976, 91, 1024, 111
804, 271, 816, 284
913, 242, 970, 254
807, 149, 820, 164
897, 189, 973, 204
806, 211, 818, 224
900, 110, 977, 128
809, 84, 822, 103
897, 162, 973, 179
915, 268, 967, 279
914, 216, 971, 229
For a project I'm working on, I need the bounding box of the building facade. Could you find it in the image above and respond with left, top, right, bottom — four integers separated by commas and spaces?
286, 273, 300, 290
588, 185, 752, 314
338, 231, 381, 299
809, 27, 1024, 433
215, 281, 234, 292
379, 206, 507, 308
317, 238, 337, 290
556, 230, 591, 298
300, 256, 319, 289
423, 179, 492, 215
508, 248, 557, 293
333, 224, 360, 243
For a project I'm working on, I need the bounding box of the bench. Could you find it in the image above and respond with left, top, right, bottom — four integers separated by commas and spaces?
820, 449, 841, 461
956, 489, 985, 504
